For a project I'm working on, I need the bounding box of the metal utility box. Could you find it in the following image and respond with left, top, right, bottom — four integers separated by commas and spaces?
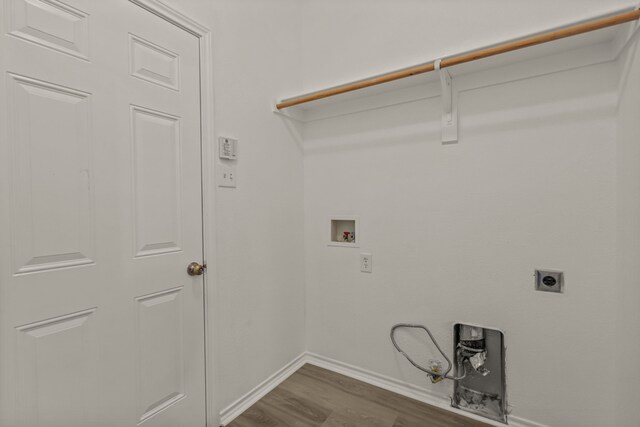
452, 323, 507, 424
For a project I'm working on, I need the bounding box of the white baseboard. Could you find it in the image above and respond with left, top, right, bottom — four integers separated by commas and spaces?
304, 352, 451, 412
218, 352, 307, 426
219, 351, 550, 427
507, 416, 553, 427
304, 352, 551, 427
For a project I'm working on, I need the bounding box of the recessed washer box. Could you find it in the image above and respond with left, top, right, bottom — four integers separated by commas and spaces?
535, 269, 564, 293
452, 323, 507, 424
328, 216, 359, 247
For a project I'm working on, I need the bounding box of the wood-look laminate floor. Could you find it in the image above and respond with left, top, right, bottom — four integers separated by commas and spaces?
226, 364, 492, 427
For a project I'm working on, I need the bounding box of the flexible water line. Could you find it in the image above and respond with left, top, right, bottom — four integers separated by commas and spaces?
390, 323, 466, 381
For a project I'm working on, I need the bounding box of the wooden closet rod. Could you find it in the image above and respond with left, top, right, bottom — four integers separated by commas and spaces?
276, 8, 640, 110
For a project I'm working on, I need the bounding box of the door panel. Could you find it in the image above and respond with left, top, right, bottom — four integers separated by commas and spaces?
7, 0, 90, 60
135, 287, 185, 424
129, 34, 180, 91
14, 308, 99, 427
0, 1, 206, 426
131, 105, 183, 258
7, 73, 94, 275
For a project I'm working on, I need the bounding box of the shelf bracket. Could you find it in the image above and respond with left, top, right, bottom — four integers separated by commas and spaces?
435, 59, 458, 143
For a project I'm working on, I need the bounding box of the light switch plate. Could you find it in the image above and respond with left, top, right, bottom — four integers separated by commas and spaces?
360, 253, 372, 273
217, 164, 236, 188
218, 137, 237, 160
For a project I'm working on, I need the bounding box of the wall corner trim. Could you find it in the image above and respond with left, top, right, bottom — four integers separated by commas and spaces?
219, 351, 551, 427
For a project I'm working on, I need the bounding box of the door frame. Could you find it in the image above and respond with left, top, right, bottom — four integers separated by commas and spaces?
129, 1, 218, 425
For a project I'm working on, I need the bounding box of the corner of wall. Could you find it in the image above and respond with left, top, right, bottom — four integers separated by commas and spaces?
614, 35, 640, 427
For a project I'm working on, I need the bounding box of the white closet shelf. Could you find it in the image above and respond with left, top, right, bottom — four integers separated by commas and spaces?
274, 7, 639, 124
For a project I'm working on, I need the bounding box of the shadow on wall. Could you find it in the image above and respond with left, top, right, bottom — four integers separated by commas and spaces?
303, 65, 617, 156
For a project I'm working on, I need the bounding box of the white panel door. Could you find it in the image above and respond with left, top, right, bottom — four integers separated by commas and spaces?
0, 1, 207, 426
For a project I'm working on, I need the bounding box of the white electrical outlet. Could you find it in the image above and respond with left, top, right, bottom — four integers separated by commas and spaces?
360, 253, 372, 273
217, 164, 236, 188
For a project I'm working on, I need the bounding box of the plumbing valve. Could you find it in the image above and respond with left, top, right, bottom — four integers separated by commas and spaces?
428, 359, 445, 383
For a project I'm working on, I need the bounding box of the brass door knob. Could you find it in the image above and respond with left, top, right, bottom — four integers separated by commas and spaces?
187, 262, 206, 276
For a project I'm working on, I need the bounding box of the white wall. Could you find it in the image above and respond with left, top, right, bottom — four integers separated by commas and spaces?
209, 0, 306, 414
299, 0, 636, 93
301, 2, 633, 425
615, 37, 640, 427
304, 62, 619, 427
157, 0, 306, 419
